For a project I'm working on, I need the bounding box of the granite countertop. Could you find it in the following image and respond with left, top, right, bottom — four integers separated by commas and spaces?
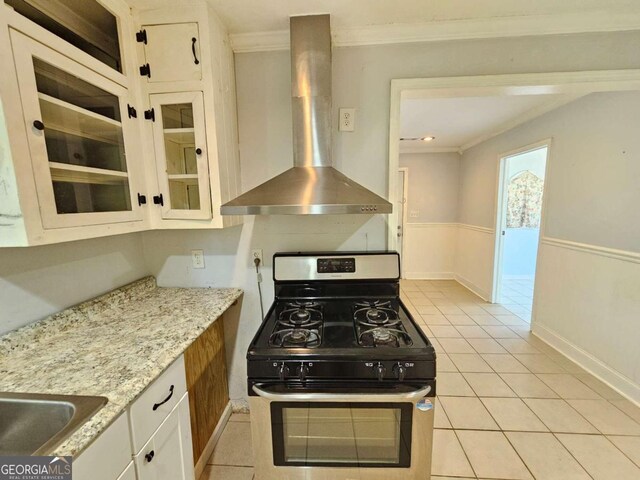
0, 277, 243, 457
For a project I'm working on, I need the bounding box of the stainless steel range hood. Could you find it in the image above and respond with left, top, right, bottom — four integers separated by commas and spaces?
220, 14, 392, 215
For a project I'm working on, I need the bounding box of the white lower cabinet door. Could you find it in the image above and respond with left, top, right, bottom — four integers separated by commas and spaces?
135, 393, 195, 480
117, 462, 136, 480
73, 413, 132, 480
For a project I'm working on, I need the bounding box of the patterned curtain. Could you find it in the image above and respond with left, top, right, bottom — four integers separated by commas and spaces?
506, 171, 544, 228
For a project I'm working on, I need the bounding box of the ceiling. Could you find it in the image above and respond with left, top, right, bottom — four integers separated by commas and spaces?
400, 94, 575, 152
127, 0, 639, 34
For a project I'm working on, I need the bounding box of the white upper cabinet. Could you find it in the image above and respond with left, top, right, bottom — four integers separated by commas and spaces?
140, 23, 202, 83
0, 0, 241, 246
136, 4, 242, 230
0, 0, 149, 246
11, 30, 144, 228
149, 91, 212, 220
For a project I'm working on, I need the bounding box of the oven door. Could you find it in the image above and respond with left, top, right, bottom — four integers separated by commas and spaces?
249, 383, 434, 480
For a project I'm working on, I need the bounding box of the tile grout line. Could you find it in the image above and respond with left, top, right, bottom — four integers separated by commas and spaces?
548, 431, 596, 480
407, 281, 640, 477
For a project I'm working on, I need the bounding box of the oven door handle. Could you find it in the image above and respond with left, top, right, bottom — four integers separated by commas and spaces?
252, 384, 431, 402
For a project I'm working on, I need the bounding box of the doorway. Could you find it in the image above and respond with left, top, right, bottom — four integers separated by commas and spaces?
396, 168, 408, 273
493, 142, 549, 322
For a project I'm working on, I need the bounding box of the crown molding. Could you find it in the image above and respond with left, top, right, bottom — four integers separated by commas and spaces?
230, 11, 640, 53
399, 145, 460, 154
230, 30, 289, 53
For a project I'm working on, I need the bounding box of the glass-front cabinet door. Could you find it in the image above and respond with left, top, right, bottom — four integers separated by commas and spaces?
10, 29, 143, 229
149, 92, 211, 220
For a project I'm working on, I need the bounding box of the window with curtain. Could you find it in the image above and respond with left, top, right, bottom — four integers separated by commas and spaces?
506, 170, 544, 228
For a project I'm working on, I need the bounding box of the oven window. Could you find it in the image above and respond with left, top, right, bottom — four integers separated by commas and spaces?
271, 402, 412, 467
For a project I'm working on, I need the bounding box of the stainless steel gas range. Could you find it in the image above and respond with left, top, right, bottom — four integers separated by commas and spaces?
247, 251, 437, 480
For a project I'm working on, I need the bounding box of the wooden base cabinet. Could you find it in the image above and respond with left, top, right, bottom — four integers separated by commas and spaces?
184, 317, 230, 466
134, 393, 195, 480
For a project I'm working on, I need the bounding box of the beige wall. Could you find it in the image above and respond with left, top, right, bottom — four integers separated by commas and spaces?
460, 91, 640, 252
457, 91, 640, 401
399, 152, 460, 223
0, 233, 149, 334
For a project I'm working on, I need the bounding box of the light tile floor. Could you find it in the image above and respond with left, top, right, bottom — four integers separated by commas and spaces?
201, 279, 640, 480
499, 277, 535, 322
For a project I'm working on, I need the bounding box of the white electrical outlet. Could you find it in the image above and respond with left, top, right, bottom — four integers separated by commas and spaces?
251, 249, 263, 266
191, 249, 205, 269
409, 210, 419, 218
339, 108, 355, 132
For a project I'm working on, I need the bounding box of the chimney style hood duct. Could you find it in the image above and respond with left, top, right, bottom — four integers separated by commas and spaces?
220, 15, 393, 215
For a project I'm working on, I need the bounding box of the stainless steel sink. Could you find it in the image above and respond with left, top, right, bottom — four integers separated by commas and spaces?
0, 392, 107, 455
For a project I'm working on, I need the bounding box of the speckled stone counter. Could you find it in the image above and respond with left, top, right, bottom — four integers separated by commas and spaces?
0, 277, 243, 457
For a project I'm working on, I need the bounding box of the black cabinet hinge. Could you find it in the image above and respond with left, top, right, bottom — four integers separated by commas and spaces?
144, 108, 155, 122
139, 63, 151, 78
153, 194, 164, 206
127, 104, 137, 118
136, 29, 147, 44
137, 193, 147, 206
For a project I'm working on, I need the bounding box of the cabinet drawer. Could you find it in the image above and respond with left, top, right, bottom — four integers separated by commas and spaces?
135, 393, 195, 480
73, 412, 132, 480
117, 462, 136, 480
129, 355, 187, 453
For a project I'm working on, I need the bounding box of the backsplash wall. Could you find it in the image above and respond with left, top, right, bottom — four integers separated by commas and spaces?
0, 233, 149, 334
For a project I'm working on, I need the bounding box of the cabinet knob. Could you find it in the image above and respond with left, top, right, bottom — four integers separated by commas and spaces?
145, 450, 155, 463
33, 120, 45, 131
195, 148, 202, 155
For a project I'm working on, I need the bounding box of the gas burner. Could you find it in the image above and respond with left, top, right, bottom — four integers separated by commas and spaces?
279, 302, 323, 328
353, 300, 399, 327
269, 328, 321, 348
353, 300, 398, 326
270, 302, 323, 347
358, 326, 413, 348
353, 299, 413, 348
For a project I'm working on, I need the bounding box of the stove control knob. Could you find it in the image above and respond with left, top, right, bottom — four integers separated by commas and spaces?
375, 363, 386, 381
394, 363, 406, 381
298, 363, 309, 382
278, 363, 290, 380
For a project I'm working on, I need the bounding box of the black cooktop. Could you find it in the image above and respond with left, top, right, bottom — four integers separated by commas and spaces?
246, 252, 437, 391
247, 292, 435, 361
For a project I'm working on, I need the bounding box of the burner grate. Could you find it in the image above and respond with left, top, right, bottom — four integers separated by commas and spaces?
269, 328, 321, 348
269, 302, 323, 348
353, 299, 413, 348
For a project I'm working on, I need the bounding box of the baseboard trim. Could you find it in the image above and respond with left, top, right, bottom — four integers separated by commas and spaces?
194, 401, 233, 479
404, 272, 454, 280
541, 237, 640, 264
454, 274, 491, 301
533, 323, 640, 406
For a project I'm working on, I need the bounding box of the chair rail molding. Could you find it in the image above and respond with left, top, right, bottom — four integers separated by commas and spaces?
540, 237, 640, 264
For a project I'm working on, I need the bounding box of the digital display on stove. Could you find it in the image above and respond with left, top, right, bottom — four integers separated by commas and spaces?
317, 258, 356, 273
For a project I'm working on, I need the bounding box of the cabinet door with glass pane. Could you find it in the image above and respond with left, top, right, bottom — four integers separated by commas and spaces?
150, 92, 212, 220
11, 30, 143, 229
